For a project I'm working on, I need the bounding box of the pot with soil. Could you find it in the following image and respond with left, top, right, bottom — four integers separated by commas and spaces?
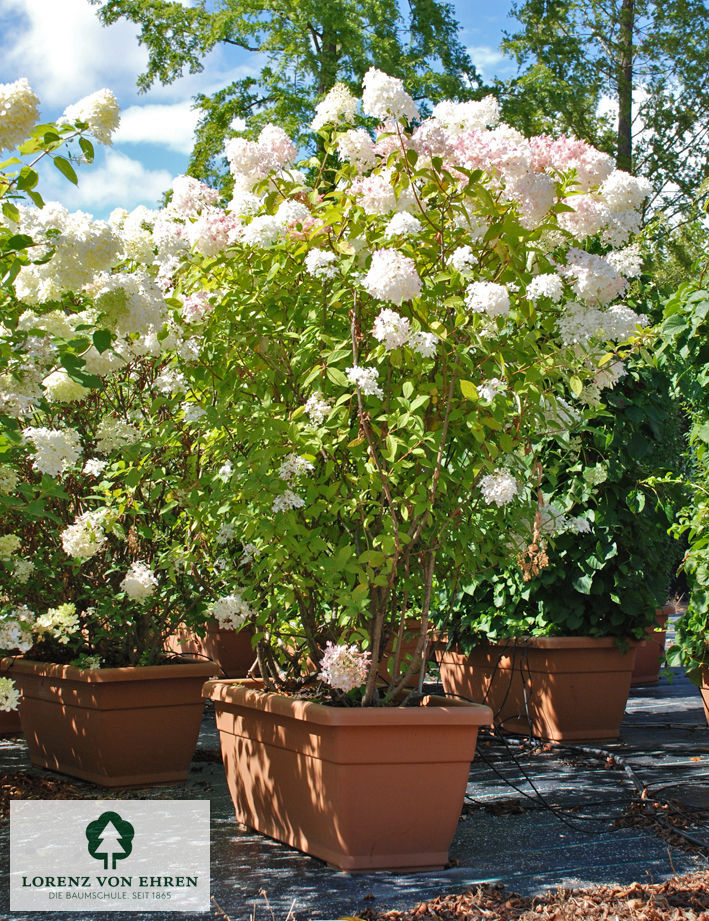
7, 657, 216, 786
205, 678, 492, 871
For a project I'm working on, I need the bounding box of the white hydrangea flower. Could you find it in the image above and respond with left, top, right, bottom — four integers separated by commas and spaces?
240, 214, 283, 247
337, 128, 376, 172
409, 330, 438, 358
598, 170, 652, 213
304, 392, 332, 426
372, 308, 411, 351
121, 561, 158, 601
526, 273, 564, 302
61, 511, 107, 560
479, 469, 518, 507
383, 212, 422, 238
272, 490, 306, 513
209, 593, 255, 631
279, 453, 314, 484
0, 534, 21, 560
83, 457, 108, 477
62, 88, 120, 145
0, 465, 17, 495
0, 78, 40, 152
23, 426, 81, 477
431, 96, 500, 135
318, 641, 371, 692
216, 521, 236, 545
0, 677, 19, 712
346, 365, 384, 398
562, 248, 626, 306
13, 558, 34, 583
95, 417, 140, 454
42, 369, 88, 403
606, 243, 643, 278
465, 281, 511, 317
594, 359, 626, 390
239, 543, 259, 566
362, 249, 422, 305
305, 249, 338, 279
312, 83, 359, 131
274, 199, 311, 227
362, 68, 418, 123
450, 245, 476, 273
35, 603, 79, 645
182, 402, 206, 423
569, 516, 591, 534
478, 377, 506, 402
217, 460, 234, 480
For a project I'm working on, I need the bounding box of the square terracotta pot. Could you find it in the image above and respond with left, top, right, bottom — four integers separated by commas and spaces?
204, 679, 492, 871
631, 605, 673, 685
438, 636, 637, 742
165, 622, 255, 677
7, 658, 217, 786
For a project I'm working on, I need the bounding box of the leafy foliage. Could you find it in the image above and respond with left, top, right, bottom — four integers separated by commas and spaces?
91, 0, 482, 186
437, 359, 685, 648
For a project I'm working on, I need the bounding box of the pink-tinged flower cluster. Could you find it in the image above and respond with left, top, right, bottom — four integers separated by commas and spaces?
186, 207, 239, 257
318, 641, 371, 693
529, 136, 615, 190
181, 291, 215, 324
171, 175, 220, 219
362, 249, 422, 305
225, 124, 297, 187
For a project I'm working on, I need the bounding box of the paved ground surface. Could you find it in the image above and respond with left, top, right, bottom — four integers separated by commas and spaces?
0, 657, 707, 921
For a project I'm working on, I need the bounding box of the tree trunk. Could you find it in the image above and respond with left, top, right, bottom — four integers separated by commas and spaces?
617, 0, 634, 172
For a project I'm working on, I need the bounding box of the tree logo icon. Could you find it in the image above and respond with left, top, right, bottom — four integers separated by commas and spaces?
85, 811, 134, 870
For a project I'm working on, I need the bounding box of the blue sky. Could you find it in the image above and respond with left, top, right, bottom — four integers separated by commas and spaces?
0, 0, 517, 219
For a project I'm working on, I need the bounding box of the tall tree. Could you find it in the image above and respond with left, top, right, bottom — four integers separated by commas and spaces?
501, 0, 709, 214
91, 0, 482, 185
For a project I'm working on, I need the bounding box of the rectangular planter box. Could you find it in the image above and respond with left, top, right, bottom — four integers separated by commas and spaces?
631, 605, 673, 685
7, 658, 217, 786
165, 622, 255, 677
205, 679, 492, 871
438, 637, 637, 742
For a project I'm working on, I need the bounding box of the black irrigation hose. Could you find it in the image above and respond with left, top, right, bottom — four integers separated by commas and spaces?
431, 645, 709, 851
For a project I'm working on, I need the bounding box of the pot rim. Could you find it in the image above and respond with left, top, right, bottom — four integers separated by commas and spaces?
440, 635, 640, 651
1, 656, 218, 683
203, 678, 493, 727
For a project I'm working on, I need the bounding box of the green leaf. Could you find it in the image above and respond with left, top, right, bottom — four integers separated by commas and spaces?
569, 376, 583, 397
460, 379, 478, 400
92, 329, 112, 354
79, 137, 95, 163
53, 156, 78, 185
2, 202, 20, 223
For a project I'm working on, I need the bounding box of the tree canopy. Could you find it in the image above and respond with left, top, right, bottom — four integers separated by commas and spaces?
91, 0, 482, 185
501, 0, 709, 215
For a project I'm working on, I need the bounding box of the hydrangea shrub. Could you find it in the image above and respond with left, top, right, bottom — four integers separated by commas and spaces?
0, 71, 652, 704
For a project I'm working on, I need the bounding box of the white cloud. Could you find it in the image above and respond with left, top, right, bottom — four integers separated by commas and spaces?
0, 0, 147, 107
42, 150, 172, 215
115, 102, 200, 153
467, 45, 515, 79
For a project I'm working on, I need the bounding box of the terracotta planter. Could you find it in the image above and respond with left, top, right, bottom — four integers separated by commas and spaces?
7, 658, 217, 786
438, 636, 637, 742
204, 679, 492, 871
378, 619, 431, 688
0, 707, 21, 735
631, 604, 674, 685
701, 670, 709, 727
165, 622, 255, 677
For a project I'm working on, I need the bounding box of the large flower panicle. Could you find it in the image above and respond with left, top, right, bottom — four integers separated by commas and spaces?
465, 281, 511, 317
312, 83, 359, 131
346, 365, 384, 398
479, 470, 519, 507
121, 562, 158, 601
62, 89, 120, 145
0, 677, 19, 712
362, 249, 422, 305
362, 68, 418, 123
318, 642, 371, 693
210, 593, 255, 631
0, 78, 40, 152
23, 426, 81, 477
